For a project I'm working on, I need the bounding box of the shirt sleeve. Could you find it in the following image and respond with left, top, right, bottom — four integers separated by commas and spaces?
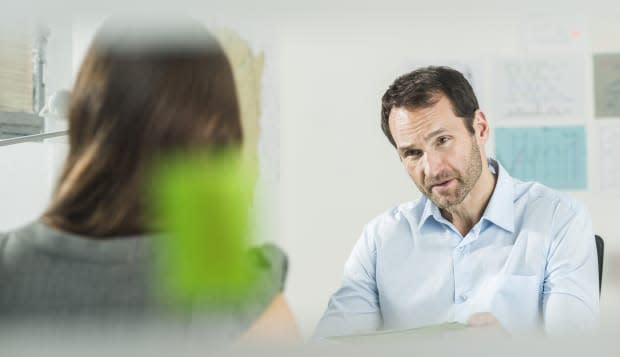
312, 226, 382, 340
542, 202, 600, 336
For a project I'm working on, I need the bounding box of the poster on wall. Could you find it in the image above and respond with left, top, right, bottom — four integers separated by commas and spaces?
492, 57, 585, 120
494, 126, 587, 190
593, 53, 620, 118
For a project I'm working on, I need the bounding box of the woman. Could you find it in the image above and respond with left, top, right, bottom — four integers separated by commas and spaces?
0, 18, 297, 344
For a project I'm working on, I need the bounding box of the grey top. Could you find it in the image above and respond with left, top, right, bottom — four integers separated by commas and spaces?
0, 221, 287, 338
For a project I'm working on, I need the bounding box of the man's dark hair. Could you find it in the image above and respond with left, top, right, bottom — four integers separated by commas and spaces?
380, 66, 479, 147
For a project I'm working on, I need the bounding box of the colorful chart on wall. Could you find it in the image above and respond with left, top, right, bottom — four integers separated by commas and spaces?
494, 126, 587, 190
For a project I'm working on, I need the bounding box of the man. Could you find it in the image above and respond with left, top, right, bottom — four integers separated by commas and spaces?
314, 66, 599, 338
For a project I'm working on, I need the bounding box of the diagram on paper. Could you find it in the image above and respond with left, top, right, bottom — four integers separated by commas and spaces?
494, 126, 587, 189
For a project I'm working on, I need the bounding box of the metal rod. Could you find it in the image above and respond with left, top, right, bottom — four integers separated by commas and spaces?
33, 26, 50, 114
0, 130, 68, 147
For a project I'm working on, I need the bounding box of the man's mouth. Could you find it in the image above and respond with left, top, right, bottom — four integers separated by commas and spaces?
430, 179, 454, 191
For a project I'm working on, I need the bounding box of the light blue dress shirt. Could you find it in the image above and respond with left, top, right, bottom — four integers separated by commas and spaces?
314, 159, 599, 338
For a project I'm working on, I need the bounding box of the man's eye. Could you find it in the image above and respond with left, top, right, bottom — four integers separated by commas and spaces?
404, 150, 421, 158
437, 136, 449, 145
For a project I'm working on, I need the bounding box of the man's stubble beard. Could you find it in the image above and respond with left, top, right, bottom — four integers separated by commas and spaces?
416, 137, 483, 209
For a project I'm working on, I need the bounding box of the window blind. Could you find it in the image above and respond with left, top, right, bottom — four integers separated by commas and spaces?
0, 29, 33, 113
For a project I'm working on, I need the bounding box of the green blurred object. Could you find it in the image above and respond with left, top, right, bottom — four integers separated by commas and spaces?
149, 149, 257, 306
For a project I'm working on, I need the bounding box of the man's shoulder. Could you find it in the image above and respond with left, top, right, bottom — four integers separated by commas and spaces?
367, 199, 421, 225
513, 178, 588, 217
362, 199, 425, 242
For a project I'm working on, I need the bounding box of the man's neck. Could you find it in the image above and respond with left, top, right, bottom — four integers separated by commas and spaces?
440, 165, 497, 237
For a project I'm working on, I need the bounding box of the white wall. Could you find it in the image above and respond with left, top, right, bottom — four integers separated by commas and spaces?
0, 143, 67, 229
0, 19, 71, 229
2, 1, 620, 338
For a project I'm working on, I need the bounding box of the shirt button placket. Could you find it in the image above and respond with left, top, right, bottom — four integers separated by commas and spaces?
453, 245, 466, 305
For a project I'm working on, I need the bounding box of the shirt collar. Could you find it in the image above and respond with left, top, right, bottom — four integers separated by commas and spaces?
480, 158, 515, 233
418, 196, 443, 230
417, 158, 515, 233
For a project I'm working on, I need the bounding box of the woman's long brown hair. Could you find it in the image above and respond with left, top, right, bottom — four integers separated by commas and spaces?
43, 19, 242, 238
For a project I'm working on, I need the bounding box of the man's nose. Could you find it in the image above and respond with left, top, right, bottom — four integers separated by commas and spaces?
421, 152, 444, 178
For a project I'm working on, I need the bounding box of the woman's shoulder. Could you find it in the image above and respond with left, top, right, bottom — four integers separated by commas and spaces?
0, 220, 149, 267
0, 221, 40, 255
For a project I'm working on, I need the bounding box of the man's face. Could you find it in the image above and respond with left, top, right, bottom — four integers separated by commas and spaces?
388, 95, 484, 209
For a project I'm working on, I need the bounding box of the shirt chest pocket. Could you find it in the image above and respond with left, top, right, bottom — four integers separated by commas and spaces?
490, 274, 542, 334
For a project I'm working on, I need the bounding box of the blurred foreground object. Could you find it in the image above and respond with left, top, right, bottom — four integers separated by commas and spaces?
0, 16, 296, 346
150, 150, 259, 306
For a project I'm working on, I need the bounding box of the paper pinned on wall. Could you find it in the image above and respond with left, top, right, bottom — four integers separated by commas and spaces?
492, 57, 585, 120
494, 126, 587, 190
600, 126, 620, 191
594, 53, 620, 118
520, 16, 588, 52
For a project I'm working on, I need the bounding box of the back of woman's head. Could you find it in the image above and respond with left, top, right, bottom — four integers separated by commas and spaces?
44, 18, 242, 237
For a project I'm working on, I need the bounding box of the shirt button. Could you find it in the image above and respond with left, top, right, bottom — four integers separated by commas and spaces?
456, 294, 468, 303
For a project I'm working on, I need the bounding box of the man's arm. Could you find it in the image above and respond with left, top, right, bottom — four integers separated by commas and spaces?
542, 202, 600, 335
312, 227, 382, 339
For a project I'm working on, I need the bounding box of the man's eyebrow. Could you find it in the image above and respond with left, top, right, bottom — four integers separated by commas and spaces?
396, 128, 450, 153
424, 128, 447, 142
397, 144, 417, 154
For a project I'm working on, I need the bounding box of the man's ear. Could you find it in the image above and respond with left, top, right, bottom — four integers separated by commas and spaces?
473, 110, 490, 144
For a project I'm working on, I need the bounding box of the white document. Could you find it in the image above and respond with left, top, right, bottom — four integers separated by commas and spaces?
520, 16, 589, 53
492, 57, 586, 120
600, 126, 620, 191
